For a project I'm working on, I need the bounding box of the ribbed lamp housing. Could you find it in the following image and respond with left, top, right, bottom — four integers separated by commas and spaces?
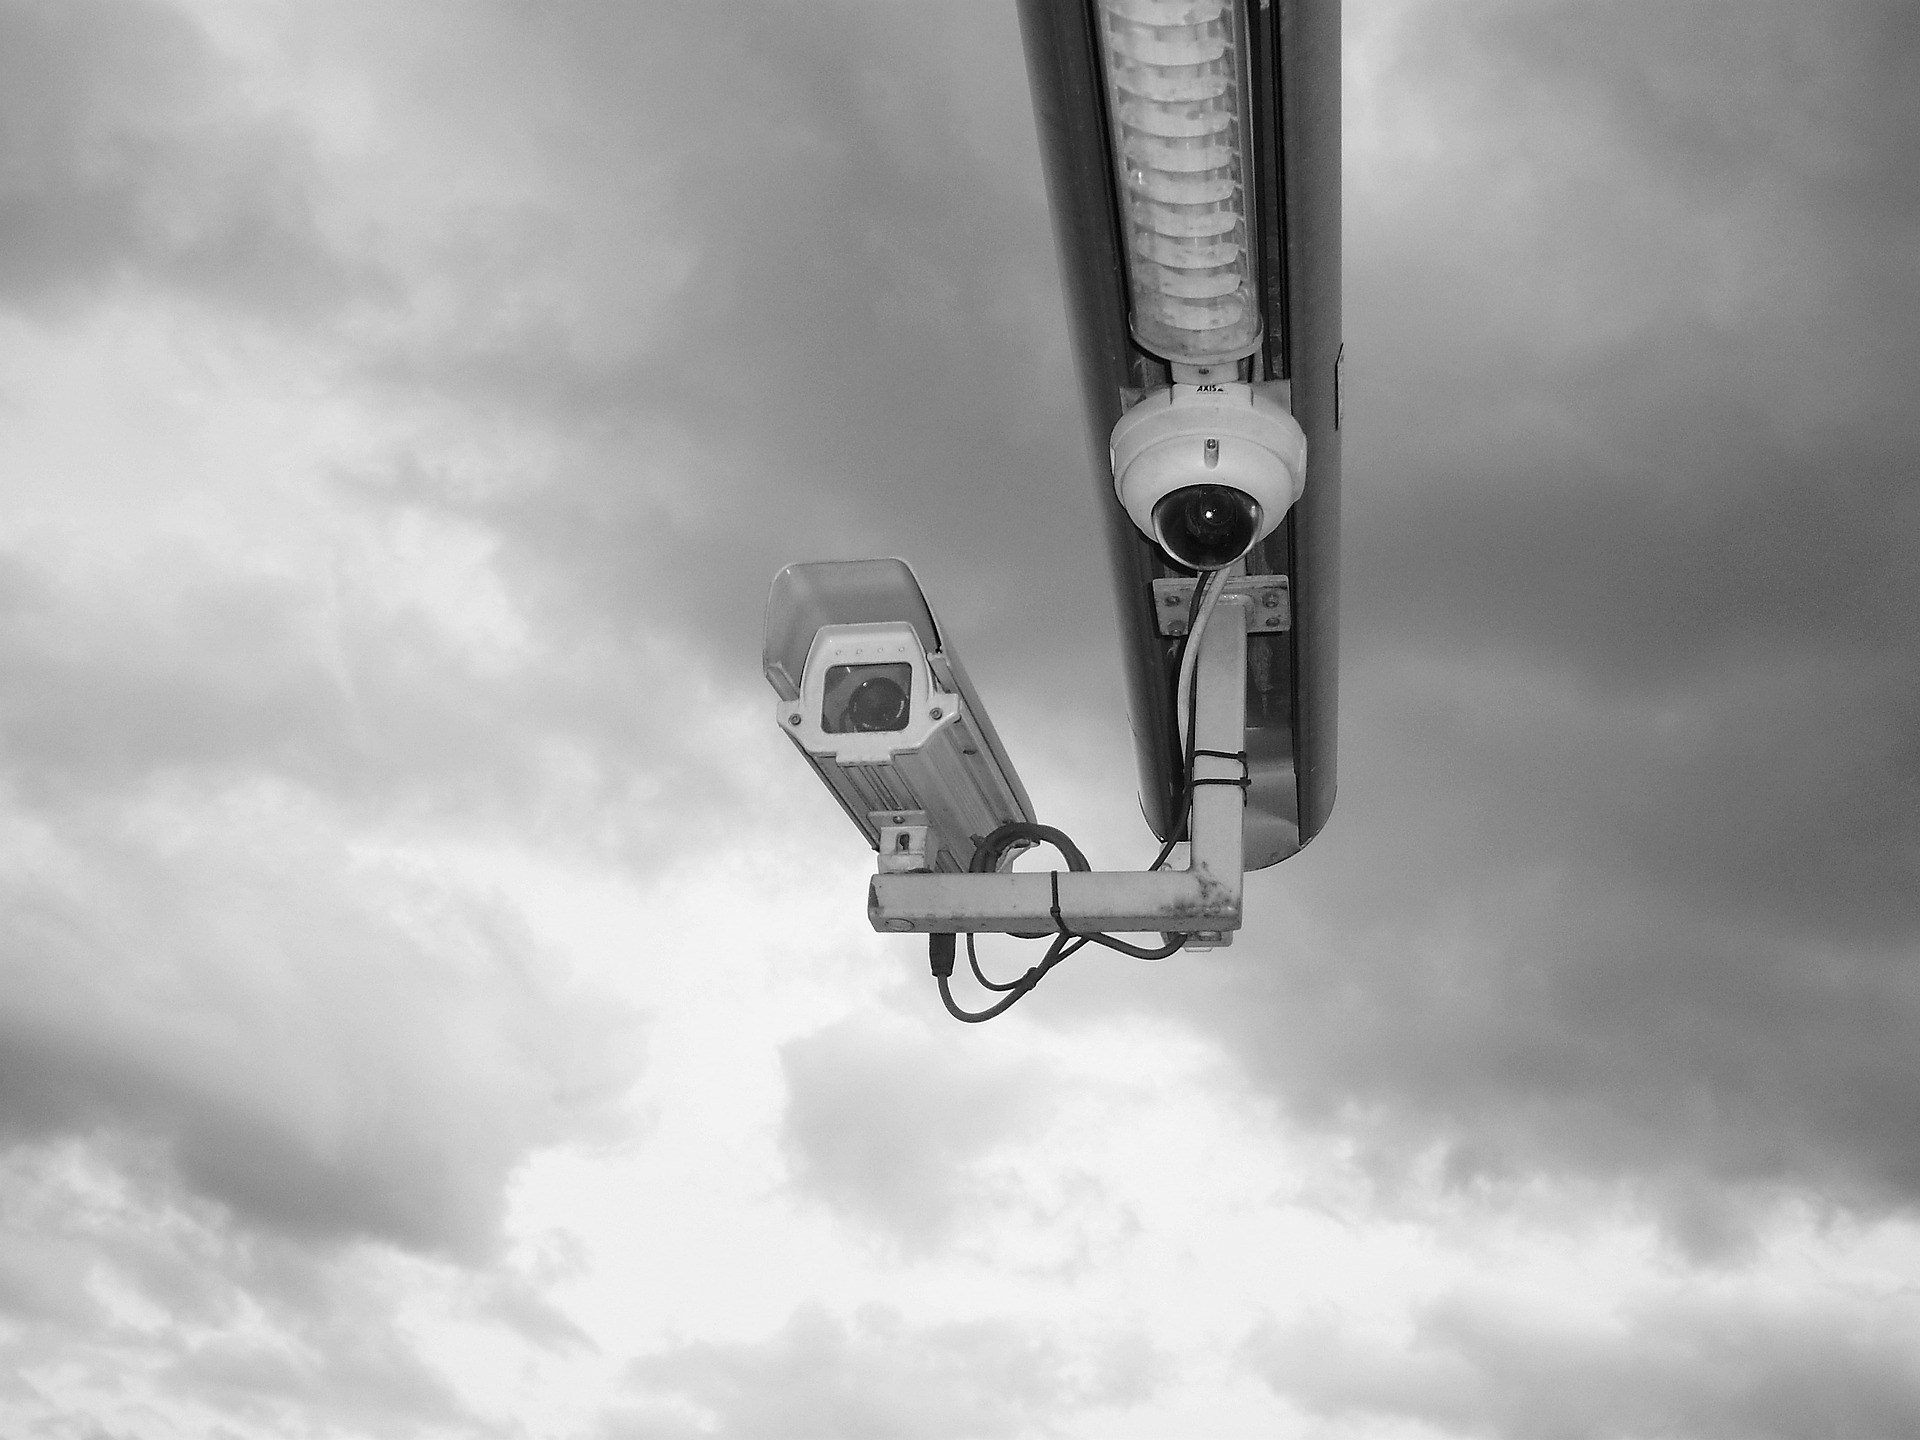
1093, 0, 1260, 366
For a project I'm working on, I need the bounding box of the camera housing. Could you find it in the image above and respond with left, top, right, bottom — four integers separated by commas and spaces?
764, 559, 1035, 874
1111, 382, 1307, 570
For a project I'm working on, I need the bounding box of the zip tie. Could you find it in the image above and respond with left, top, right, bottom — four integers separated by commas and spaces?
1049, 870, 1071, 935
1189, 747, 1252, 799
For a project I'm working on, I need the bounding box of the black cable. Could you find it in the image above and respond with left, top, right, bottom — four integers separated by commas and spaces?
966, 932, 1024, 991
1077, 931, 1185, 960
936, 930, 1077, 1023
937, 807, 1181, 1015
938, 970, 1033, 1023
971, 821, 1089, 941
931, 574, 1222, 1020
967, 821, 1089, 874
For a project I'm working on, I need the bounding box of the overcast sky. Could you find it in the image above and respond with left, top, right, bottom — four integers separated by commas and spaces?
2, 1, 1917, 1436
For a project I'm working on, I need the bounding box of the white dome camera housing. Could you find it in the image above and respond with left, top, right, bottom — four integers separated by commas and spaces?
1110, 384, 1308, 571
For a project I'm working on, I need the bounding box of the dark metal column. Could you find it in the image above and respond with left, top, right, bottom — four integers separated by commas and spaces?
1016, 0, 1342, 862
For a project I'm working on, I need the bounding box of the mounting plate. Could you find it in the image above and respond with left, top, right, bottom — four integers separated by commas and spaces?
1151, 575, 1290, 637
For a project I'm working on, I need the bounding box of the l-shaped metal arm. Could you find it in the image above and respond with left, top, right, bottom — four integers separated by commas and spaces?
868, 596, 1250, 941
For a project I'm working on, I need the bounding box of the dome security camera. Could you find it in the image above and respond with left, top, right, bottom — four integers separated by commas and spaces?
1111, 384, 1308, 571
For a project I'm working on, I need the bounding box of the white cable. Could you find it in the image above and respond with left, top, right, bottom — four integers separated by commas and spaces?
1174, 568, 1229, 757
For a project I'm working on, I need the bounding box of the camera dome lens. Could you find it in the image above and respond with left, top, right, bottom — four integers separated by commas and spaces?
846, 675, 910, 732
1152, 484, 1262, 570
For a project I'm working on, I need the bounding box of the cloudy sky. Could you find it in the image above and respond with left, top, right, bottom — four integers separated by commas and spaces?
2, 0, 1918, 1435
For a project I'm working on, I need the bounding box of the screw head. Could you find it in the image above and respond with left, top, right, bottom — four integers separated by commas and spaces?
788, 713, 802, 726
928, 707, 943, 721
1163, 592, 1182, 605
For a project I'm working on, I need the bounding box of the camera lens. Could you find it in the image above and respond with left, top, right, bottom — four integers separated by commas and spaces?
821, 662, 914, 734
846, 675, 909, 732
1152, 484, 1262, 570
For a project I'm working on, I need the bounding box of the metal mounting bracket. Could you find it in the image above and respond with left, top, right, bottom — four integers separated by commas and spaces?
1151, 574, 1289, 636
868, 595, 1251, 945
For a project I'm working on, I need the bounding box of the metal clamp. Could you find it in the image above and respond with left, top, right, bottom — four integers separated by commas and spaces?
1152, 575, 1290, 636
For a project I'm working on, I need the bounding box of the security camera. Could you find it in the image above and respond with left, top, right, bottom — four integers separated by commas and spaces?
763, 559, 1035, 874
1111, 383, 1307, 571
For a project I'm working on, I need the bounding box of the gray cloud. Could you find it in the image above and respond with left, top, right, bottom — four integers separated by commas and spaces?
0, 1142, 493, 1439
779, 1015, 1052, 1250
1245, 1284, 1920, 1440
622, 1304, 1161, 1440
0, 525, 646, 1263
0, 542, 738, 862
0, 0, 743, 1299
0, 818, 634, 1258
280, 0, 1121, 698
0, 0, 355, 316
171, 1322, 480, 1439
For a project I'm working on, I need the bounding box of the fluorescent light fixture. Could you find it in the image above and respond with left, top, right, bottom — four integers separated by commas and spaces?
1094, 0, 1259, 368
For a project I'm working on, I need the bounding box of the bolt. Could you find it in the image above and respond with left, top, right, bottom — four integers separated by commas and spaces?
1263, 592, 1280, 608
788, 713, 802, 726
885, 919, 914, 932
929, 707, 943, 721
1266, 616, 1281, 627
1163, 592, 1182, 606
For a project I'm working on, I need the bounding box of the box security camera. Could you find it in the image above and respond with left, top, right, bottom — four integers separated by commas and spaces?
763, 560, 1035, 874
1111, 382, 1307, 571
